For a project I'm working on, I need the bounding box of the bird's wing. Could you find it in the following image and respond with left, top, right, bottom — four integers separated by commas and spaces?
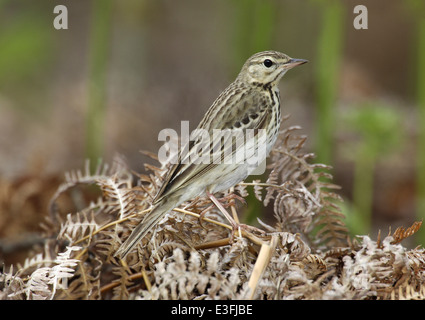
153, 89, 271, 205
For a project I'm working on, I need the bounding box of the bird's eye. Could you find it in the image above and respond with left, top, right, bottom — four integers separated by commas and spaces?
263, 59, 273, 68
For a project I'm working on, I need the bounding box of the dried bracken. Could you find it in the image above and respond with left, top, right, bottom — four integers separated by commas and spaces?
1, 119, 424, 300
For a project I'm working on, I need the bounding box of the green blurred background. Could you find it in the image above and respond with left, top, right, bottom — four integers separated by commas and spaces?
0, 0, 424, 246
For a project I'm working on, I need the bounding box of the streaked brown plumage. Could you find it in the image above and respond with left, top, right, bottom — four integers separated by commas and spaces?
116, 51, 307, 258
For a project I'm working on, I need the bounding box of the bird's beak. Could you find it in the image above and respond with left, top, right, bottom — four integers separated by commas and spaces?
284, 58, 308, 69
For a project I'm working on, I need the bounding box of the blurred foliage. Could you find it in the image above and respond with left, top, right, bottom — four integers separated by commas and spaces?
0, 14, 50, 83
0, 1, 53, 115
231, 0, 277, 73
85, 0, 113, 170
343, 104, 403, 157
0, 0, 424, 247
340, 103, 405, 235
314, 0, 345, 165
406, 0, 425, 14
406, 0, 425, 244
416, 17, 425, 244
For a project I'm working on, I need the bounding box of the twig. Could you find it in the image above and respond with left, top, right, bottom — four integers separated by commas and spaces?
74, 208, 151, 245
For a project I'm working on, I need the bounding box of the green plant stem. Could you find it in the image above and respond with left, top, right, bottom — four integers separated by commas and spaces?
352, 148, 374, 234
85, 0, 112, 170
416, 15, 425, 243
315, 0, 344, 165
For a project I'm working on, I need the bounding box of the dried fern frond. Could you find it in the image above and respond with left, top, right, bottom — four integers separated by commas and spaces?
3, 119, 425, 301
273, 125, 347, 248
390, 283, 425, 300
97, 174, 136, 220
57, 251, 102, 300
313, 199, 348, 248
138, 248, 247, 300
302, 254, 327, 272
111, 264, 133, 300
244, 121, 347, 249
390, 221, 423, 245
58, 211, 99, 244
10, 246, 81, 300
49, 157, 131, 219
0, 265, 25, 300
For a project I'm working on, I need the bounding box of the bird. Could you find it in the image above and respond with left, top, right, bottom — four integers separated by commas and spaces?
116, 50, 307, 258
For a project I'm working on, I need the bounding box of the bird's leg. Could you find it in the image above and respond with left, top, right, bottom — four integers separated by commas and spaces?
207, 191, 266, 240
182, 196, 212, 229
220, 192, 246, 205
182, 196, 202, 211
197, 204, 215, 230
206, 191, 242, 241
223, 190, 246, 224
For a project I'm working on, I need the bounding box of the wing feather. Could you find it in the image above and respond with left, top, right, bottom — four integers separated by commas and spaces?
153, 89, 271, 204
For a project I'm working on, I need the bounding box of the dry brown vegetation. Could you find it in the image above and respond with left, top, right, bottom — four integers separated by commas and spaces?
1, 120, 424, 300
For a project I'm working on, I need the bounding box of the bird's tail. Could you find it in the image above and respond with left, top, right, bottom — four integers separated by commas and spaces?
115, 199, 176, 259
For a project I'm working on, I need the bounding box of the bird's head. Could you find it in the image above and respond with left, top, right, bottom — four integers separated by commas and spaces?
238, 50, 307, 86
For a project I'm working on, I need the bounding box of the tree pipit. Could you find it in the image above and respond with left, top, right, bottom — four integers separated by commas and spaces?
117, 51, 307, 258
